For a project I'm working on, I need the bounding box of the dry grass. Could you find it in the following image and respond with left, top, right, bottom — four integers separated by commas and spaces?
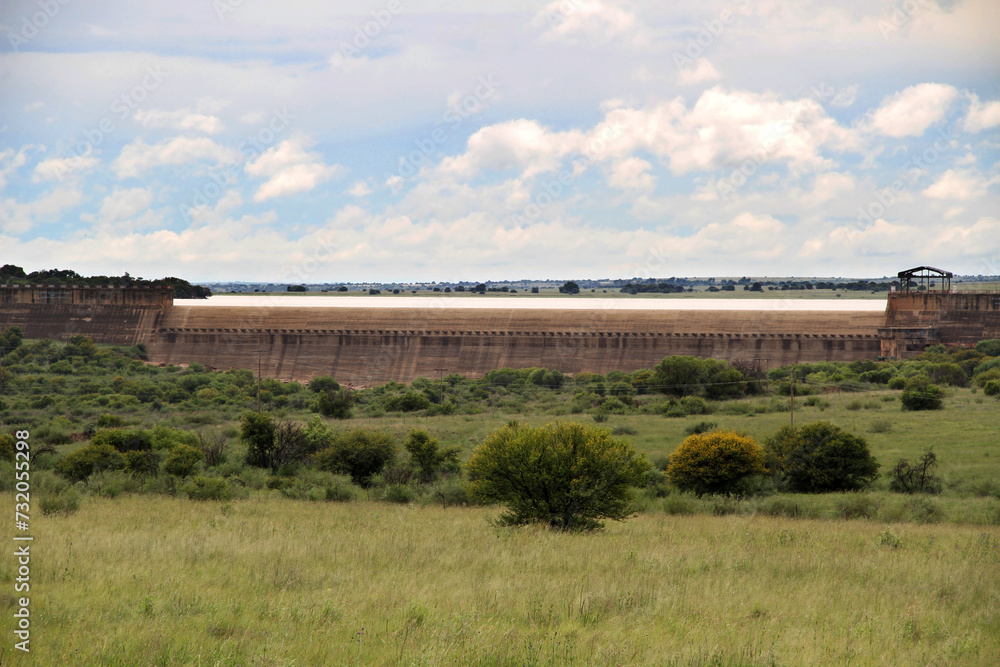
4, 495, 998, 665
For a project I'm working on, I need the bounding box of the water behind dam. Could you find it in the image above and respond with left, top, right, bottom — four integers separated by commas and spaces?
180, 296, 887, 311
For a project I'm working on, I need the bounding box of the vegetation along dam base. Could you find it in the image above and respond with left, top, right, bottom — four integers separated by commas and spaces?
2, 285, 998, 385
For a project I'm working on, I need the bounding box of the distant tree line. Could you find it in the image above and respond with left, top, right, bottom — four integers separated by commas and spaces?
0, 264, 211, 299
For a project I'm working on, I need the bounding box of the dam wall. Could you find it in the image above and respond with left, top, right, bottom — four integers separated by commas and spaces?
145, 305, 884, 384
0, 285, 172, 346
5, 286, 999, 384
879, 292, 1000, 358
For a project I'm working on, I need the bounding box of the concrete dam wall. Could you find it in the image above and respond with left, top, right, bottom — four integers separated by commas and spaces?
3, 285, 997, 384
146, 305, 884, 385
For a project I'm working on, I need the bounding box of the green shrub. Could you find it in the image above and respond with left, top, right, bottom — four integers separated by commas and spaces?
163, 444, 203, 477
783, 422, 880, 493
684, 420, 718, 436
466, 421, 651, 531
39, 489, 81, 516
383, 391, 431, 412
610, 425, 638, 436
887, 376, 906, 390
758, 497, 803, 518
383, 484, 415, 504
835, 493, 879, 520
182, 476, 230, 501
888, 450, 942, 494
241, 413, 313, 472
666, 430, 766, 497
123, 450, 161, 477
96, 413, 126, 428
91, 428, 152, 452
905, 496, 943, 523
308, 376, 340, 393
762, 425, 798, 478
404, 430, 460, 481
974, 338, 1000, 357
317, 388, 353, 419
425, 478, 470, 507
314, 429, 397, 487
868, 418, 893, 433
662, 495, 694, 515
984, 380, 1000, 397
901, 376, 944, 411
55, 443, 125, 482
0, 433, 14, 462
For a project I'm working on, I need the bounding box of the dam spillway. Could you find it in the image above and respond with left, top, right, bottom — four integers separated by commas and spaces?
2, 285, 998, 385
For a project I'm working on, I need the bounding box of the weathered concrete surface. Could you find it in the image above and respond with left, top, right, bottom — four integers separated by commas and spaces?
0, 285, 172, 345
879, 292, 1000, 358
6, 285, 998, 384
146, 305, 884, 384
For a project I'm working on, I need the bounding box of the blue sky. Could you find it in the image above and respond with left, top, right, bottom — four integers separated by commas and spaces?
1, 0, 998, 282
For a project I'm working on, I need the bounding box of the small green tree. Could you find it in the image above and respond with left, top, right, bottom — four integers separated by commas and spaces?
783, 422, 879, 492
465, 421, 651, 531
888, 450, 942, 494
404, 430, 460, 481
558, 281, 581, 294
901, 376, 944, 411
163, 444, 203, 477
124, 450, 161, 477
317, 387, 353, 419
314, 429, 397, 487
55, 443, 125, 482
309, 376, 340, 393
242, 412, 277, 469
653, 356, 706, 397
666, 430, 766, 497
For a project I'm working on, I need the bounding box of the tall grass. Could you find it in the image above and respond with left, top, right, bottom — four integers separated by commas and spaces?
6, 495, 999, 665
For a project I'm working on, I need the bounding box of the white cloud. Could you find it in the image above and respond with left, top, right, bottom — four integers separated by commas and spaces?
348, 181, 373, 197
245, 136, 343, 201
801, 171, 856, 206
33, 155, 100, 182
134, 108, 224, 134
677, 59, 721, 86
437, 119, 584, 180
867, 83, 958, 137
963, 94, 1000, 133
113, 137, 238, 178
0, 186, 83, 235
532, 0, 644, 47
0, 146, 33, 191
98, 187, 154, 222
608, 157, 655, 191
922, 169, 994, 201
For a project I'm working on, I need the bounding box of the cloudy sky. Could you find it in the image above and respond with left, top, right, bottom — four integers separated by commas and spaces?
1, 0, 998, 283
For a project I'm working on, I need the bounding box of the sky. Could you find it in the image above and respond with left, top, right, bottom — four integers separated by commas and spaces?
0, 0, 998, 283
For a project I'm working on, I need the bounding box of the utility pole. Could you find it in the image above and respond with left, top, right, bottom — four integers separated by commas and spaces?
257, 349, 263, 414
790, 366, 795, 428
435, 367, 448, 404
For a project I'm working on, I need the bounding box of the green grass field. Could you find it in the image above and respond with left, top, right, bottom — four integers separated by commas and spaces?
4, 496, 998, 665
3, 387, 1000, 665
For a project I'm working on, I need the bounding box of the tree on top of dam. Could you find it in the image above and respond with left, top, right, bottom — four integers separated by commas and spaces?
0, 264, 210, 298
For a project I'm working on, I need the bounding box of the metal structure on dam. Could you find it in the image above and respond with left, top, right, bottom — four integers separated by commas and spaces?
2, 281, 998, 385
